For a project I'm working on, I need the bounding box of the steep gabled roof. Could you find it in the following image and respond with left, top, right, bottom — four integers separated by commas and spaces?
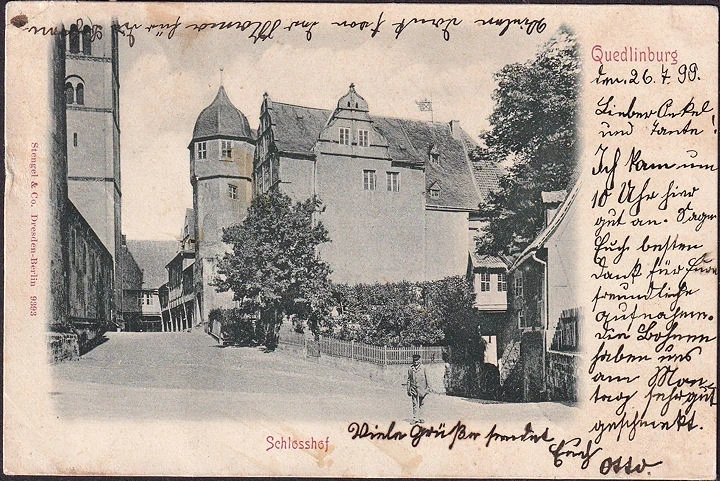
267, 101, 486, 210
192, 86, 253, 141
126, 240, 179, 289
469, 252, 508, 270
509, 178, 582, 271
471, 161, 505, 204
268, 103, 330, 156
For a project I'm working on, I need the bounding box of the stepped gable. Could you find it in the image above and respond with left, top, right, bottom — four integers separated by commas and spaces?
267, 100, 489, 210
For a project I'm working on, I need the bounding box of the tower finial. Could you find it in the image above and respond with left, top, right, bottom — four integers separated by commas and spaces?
349, 82, 355, 90
220, 67, 224, 86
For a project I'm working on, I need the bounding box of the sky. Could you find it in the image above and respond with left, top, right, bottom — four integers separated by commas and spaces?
117, 4, 554, 241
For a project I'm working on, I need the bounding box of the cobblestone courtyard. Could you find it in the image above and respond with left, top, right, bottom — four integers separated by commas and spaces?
51, 331, 576, 423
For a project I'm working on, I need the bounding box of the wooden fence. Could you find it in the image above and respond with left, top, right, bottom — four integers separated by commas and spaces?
280, 330, 444, 365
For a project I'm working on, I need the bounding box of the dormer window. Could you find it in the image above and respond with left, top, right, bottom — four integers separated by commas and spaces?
221, 140, 232, 159
358, 129, 369, 147
428, 144, 440, 163
339, 127, 350, 145
196, 141, 207, 160
429, 188, 440, 199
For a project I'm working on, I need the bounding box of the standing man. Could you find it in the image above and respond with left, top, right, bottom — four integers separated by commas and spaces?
407, 354, 429, 424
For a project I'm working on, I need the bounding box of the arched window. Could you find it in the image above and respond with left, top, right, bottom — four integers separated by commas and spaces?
68, 24, 80, 53
82, 26, 92, 55
75, 83, 84, 105
65, 82, 74, 104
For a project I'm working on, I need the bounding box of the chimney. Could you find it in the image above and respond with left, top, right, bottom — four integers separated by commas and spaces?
450, 120, 462, 140
541, 191, 567, 228
122, 234, 127, 246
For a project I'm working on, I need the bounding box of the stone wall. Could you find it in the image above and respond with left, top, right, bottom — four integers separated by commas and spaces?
47, 333, 79, 363
545, 350, 579, 402
443, 361, 499, 400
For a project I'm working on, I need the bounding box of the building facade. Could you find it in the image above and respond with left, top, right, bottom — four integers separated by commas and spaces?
497, 186, 583, 402
188, 87, 255, 336
48, 25, 119, 360
119, 235, 143, 331
254, 85, 483, 284
64, 20, 124, 325
126, 239, 178, 332
159, 209, 198, 332
176, 83, 507, 338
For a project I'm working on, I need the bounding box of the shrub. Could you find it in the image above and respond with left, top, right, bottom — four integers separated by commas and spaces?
209, 308, 260, 346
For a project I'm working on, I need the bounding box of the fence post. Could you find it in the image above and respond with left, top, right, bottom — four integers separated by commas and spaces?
383, 345, 387, 366
351, 340, 354, 361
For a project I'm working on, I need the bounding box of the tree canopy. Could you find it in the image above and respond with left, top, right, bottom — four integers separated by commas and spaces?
213, 189, 332, 346
475, 26, 580, 257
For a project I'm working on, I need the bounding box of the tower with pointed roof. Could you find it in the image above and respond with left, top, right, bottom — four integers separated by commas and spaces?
189, 85, 255, 333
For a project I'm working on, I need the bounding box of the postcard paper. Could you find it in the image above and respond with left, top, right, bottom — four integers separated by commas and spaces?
3, 2, 717, 477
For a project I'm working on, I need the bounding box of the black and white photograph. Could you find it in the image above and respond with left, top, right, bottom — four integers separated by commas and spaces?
4, 2, 717, 477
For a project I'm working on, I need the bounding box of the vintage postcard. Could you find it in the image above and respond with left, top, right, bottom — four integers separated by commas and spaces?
3, 2, 717, 477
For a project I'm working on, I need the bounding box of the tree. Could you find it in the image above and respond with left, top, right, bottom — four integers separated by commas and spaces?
426, 276, 483, 362
476, 26, 580, 256
213, 189, 332, 348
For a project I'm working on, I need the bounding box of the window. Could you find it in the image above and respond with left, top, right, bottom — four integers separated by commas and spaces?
262, 163, 270, 189
551, 310, 580, 352
68, 25, 80, 53
65, 82, 74, 104
73, 133, 78, 147
429, 188, 440, 198
75, 83, 84, 105
358, 129, 369, 147
479, 273, 491, 292
363, 170, 376, 191
518, 309, 526, 329
387, 172, 400, 192
497, 273, 507, 292
221, 140, 232, 159
196, 141, 206, 160
228, 184, 238, 200
257, 169, 264, 193
514, 274, 523, 297
82, 26, 92, 55
339, 127, 350, 145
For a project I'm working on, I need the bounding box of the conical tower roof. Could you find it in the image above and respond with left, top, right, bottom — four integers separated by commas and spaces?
192, 86, 252, 141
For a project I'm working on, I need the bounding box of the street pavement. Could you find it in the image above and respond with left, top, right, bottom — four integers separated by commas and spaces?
51, 330, 576, 423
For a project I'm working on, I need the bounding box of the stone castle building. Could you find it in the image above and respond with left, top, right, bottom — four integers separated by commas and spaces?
189, 86, 255, 332
255, 85, 485, 284
166, 84, 508, 336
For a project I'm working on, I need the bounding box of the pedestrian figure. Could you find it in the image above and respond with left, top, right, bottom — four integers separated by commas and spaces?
407, 354, 429, 424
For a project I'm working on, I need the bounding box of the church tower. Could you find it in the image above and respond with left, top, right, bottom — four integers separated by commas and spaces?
189, 85, 255, 334
64, 21, 123, 322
